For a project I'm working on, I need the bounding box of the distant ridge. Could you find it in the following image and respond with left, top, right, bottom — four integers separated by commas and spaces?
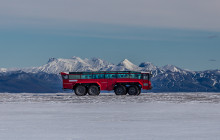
0, 57, 220, 93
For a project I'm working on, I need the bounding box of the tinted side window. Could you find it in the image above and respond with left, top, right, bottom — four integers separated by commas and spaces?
81, 74, 92, 79
92, 74, 105, 79
69, 75, 81, 79
117, 74, 129, 78
136, 74, 141, 79
105, 74, 117, 79
130, 74, 141, 79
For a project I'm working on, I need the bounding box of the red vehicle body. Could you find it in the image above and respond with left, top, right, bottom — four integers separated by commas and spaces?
60, 71, 152, 96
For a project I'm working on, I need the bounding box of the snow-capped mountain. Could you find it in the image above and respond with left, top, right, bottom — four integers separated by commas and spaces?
21, 57, 144, 74
22, 57, 115, 74
0, 67, 21, 74
0, 68, 7, 73
20, 57, 175, 75
161, 64, 183, 73
117, 59, 139, 70
1, 56, 220, 93
139, 62, 157, 71
85, 57, 114, 70
107, 59, 141, 71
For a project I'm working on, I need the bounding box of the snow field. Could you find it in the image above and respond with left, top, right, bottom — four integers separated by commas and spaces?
0, 93, 220, 140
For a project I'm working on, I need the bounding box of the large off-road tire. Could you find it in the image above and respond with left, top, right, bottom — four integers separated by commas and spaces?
75, 85, 87, 96
88, 85, 100, 96
128, 85, 139, 95
114, 85, 127, 95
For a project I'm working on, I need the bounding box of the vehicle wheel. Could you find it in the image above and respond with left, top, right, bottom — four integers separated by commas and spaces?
128, 85, 139, 95
114, 85, 127, 95
75, 85, 87, 96
88, 85, 100, 96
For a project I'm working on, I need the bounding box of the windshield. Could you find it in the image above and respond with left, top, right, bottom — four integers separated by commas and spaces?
62, 75, 69, 79
142, 74, 149, 80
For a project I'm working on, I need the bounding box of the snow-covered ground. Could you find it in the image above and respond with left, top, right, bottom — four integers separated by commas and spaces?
0, 93, 220, 140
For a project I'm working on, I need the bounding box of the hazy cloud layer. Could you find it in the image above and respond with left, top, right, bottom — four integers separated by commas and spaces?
0, 0, 220, 31
208, 35, 218, 39
209, 59, 217, 62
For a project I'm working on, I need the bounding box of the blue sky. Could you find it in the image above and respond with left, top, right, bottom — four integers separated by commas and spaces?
0, 0, 220, 71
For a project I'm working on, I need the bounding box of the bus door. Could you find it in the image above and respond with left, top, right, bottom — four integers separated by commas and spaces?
105, 73, 117, 90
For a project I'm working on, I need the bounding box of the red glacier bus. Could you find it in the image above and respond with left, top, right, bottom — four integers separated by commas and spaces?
60, 71, 152, 96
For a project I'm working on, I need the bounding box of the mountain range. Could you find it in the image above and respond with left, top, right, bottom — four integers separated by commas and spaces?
0, 57, 220, 93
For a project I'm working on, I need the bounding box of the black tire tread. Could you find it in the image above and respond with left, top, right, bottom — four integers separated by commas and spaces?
128, 85, 139, 95
114, 85, 127, 95
75, 85, 87, 96
88, 85, 100, 96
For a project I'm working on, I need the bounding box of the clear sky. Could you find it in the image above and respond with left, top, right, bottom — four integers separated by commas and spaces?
0, 0, 219, 71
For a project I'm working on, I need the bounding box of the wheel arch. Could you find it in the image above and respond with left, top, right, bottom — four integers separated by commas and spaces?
113, 82, 142, 90
73, 82, 101, 90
